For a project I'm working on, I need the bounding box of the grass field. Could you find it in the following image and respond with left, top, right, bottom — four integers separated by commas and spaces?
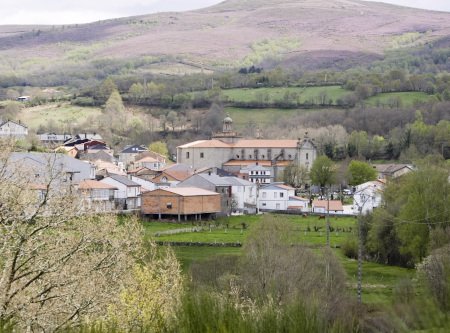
221, 85, 347, 105
365, 91, 437, 107
17, 102, 103, 130
224, 107, 330, 129
145, 214, 414, 305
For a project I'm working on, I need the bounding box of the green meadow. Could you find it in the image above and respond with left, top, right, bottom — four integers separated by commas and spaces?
365, 91, 437, 107
221, 85, 347, 104
144, 214, 413, 305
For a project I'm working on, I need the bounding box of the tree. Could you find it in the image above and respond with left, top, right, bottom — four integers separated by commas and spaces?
347, 160, 377, 186
283, 163, 309, 188
105, 89, 125, 114
367, 160, 450, 267
149, 141, 169, 158
97, 77, 118, 102
108, 246, 182, 331
309, 156, 335, 193
0, 144, 180, 331
166, 111, 178, 132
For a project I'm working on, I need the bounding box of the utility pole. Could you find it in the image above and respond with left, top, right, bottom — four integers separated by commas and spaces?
326, 186, 330, 247
355, 192, 369, 305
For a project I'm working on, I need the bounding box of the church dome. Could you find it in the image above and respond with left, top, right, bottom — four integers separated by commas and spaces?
223, 115, 233, 123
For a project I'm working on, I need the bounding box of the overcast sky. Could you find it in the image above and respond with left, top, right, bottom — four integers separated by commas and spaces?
0, 0, 449, 25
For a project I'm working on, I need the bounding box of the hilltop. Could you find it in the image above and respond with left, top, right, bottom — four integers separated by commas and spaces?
0, 0, 449, 76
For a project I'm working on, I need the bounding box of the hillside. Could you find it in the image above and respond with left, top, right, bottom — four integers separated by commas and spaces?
0, 0, 449, 76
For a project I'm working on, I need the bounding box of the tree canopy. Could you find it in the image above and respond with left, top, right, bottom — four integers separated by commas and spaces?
347, 160, 377, 186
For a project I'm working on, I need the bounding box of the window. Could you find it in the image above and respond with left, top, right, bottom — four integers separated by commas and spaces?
262, 203, 267, 206
200, 152, 204, 158
161, 176, 168, 182
262, 192, 267, 199
262, 155, 265, 159
276, 203, 281, 210
306, 153, 309, 160
274, 192, 277, 199
166, 202, 172, 209
186, 152, 190, 159
249, 155, 252, 159
280, 192, 284, 198
236, 154, 240, 159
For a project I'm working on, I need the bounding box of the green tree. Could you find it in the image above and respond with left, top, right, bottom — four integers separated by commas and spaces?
149, 141, 169, 158
97, 77, 118, 102
368, 160, 450, 267
310, 156, 335, 193
347, 160, 377, 186
105, 89, 125, 114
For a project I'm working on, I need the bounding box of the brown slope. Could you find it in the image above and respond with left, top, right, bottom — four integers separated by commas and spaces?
0, 0, 449, 69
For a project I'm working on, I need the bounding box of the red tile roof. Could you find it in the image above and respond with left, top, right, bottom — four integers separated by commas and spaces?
78, 180, 117, 190
312, 200, 343, 211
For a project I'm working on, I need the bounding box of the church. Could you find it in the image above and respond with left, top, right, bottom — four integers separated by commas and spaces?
177, 116, 317, 179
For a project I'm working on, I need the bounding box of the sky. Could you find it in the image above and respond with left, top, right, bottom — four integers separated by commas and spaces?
0, 0, 449, 25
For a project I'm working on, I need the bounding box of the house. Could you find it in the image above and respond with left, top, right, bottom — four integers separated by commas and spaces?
287, 196, 310, 211
133, 156, 165, 171
128, 175, 157, 192
8, 152, 95, 185
312, 200, 344, 215
177, 116, 317, 175
77, 150, 116, 164
56, 146, 78, 158
118, 144, 148, 168
92, 160, 126, 178
141, 187, 221, 221
63, 134, 103, 147
77, 180, 117, 213
222, 176, 258, 214
152, 164, 194, 187
258, 183, 296, 211
127, 166, 159, 181
353, 180, 385, 215
373, 164, 413, 180
0, 120, 28, 138
240, 163, 273, 184
38, 133, 72, 147
177, 173, 233, 215
100, 174, 141, 211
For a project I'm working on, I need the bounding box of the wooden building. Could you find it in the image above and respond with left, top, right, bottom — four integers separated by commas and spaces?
141, 187, 221, 221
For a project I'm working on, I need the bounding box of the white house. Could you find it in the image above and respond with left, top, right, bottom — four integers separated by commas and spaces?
240, 163, 272, 184
0, 120, 28, 138
287, 196, 310, 211
100, 174, 141, 211
128, 175, 157, 192
353, 180, 385, 215
223, 176, 257, 214
134, 156, 165, 171
258, 183, 296, 211
77, 180, 117, 213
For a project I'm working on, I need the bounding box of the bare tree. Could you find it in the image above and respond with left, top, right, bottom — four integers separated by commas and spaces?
0, 143, 144, 331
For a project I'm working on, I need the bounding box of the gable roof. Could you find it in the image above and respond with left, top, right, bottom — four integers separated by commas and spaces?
106, 174, 140, 187
0, 120, 27, 129
120, 144, 148, 154
261, 183, 295, 191
151, 187, 220, 197
178, 139, 231, 149
232, 139, 298, 148
312, 200, 343, 211
78, 180, 117, 190
373, 164, 413, 174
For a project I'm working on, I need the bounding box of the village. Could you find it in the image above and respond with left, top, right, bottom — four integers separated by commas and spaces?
0, 116, 414, 221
